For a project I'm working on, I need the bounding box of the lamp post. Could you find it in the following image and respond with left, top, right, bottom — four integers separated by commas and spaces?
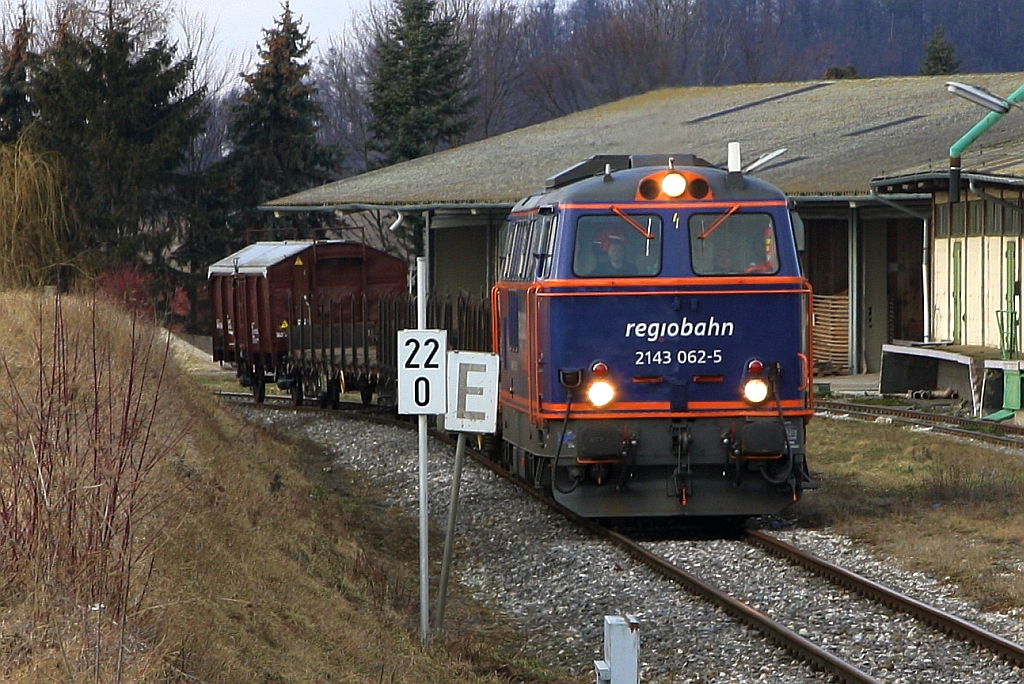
946, 81, 1024, 203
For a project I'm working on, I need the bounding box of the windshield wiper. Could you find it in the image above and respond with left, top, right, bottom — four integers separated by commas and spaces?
697, 204, 740, 240
611, 205, 654, 239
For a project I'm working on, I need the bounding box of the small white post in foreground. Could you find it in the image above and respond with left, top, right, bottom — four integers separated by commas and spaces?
594, 615, 640, 684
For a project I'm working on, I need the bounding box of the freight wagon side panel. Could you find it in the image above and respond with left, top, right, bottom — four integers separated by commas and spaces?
211, 275, 232, 362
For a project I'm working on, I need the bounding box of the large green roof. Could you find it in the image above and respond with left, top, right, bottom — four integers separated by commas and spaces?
265, 73, 1024, 210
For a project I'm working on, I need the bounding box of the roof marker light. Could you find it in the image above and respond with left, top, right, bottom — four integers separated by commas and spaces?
662, 173, 687, 198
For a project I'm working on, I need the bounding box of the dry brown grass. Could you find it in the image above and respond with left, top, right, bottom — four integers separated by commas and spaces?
0, 292, 578, 683
0, 135, 71, 288
796, 416, 1024, 610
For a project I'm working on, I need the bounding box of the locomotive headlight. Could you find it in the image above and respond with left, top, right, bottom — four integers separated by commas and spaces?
587, 380, 616, 407
742, 378, 769, 405
661, 172, 687, 198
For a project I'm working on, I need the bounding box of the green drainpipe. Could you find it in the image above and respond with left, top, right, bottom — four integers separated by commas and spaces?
949, 82, 1024, 202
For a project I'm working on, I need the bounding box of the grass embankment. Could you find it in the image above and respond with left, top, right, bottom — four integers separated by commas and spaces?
797, 414, 1024, 611
0, 292, 573, 683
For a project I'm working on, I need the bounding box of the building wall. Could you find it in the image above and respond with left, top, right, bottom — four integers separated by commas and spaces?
932, 237, 950, 340
862, 220, 889, 372
934, 193, 1024, 353
429, 210, 504, 297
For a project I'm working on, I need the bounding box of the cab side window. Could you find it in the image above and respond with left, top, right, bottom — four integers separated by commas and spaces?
500, 215, 559, 282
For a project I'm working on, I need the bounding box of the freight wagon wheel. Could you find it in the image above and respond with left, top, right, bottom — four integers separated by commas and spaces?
252, 366, 266, 404
316, 371, 330, 409
328, 377, 341, 410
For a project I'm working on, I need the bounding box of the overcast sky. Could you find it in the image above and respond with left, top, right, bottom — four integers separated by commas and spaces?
16, 0, 372, 69
192, 0, 370, 66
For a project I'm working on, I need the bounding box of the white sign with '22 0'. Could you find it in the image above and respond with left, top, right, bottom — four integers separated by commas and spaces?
397, 330, 447, 414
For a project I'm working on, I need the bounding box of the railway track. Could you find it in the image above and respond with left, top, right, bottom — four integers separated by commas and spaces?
745, 530, 1024, 668
215, 390, 386, 414
817, 399, 1024, 448
594, 522, 1024, 682
224, 391, 1024, 682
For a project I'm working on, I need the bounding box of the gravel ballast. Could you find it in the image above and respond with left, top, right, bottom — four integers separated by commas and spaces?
239, 406, 1024, 683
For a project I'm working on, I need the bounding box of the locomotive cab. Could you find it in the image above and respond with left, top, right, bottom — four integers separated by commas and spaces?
493, 150, 814, 518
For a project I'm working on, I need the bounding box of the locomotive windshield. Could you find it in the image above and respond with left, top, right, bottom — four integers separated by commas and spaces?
573, 214, 663, 277
689, 211, 779, 276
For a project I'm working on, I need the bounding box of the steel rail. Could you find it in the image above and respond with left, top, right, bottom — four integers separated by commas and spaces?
220, 390, 1019, 682
594, 526, 882, 684
440, 448, 882, 683
745, 529, 1024, 668
819, 400, 1024, 436
214, 390, 387, 414
817, 400, 1024, 448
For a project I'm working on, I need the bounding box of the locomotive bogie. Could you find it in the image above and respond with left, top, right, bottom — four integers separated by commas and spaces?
501, 410, 807, 516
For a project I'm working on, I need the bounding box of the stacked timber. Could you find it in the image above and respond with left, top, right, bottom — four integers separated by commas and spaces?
813, 294, 849, 375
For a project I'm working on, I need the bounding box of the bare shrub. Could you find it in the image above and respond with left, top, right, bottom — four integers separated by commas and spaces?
0, 293, 184, 679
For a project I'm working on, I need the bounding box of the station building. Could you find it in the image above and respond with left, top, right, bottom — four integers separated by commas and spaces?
263, 73, 1024, 386
873, 136, 1024, 416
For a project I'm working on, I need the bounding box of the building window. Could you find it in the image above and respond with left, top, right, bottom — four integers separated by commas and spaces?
951, 202, 966, 237
985, 200, 1002, 235
967, 200, 983, 236
1007, 195, 1023, 236
934, 203, 950, 238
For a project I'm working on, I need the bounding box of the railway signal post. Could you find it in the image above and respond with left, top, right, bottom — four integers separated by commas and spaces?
397, 256, 445, 643
436, 351, 499, 632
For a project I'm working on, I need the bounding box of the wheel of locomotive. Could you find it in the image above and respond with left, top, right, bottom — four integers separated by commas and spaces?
290, 371, 303, 407
252, 365, 266, 403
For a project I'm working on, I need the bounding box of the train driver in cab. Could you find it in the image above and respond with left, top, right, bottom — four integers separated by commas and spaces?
602, 232, 629, 274
574, 219, 662, 278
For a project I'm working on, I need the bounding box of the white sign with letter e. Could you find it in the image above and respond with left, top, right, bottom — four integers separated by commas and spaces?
397, 329, 448, 415
444, 351, 498, 433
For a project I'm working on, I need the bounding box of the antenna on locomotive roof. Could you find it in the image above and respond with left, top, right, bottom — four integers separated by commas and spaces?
603, 163, 614, 182
744, 148, 787, 174
727, 142, 741, 172
668, 157, 675, 169
727, 142, 744, 189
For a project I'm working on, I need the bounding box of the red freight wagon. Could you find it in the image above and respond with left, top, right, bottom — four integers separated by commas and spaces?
209, 240, 408, 405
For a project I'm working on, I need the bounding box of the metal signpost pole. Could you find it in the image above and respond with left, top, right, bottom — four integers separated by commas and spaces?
397, 259, 442, 644
435, 351, 499, 633
435, 432, 466, 631
416, 256, 429, 643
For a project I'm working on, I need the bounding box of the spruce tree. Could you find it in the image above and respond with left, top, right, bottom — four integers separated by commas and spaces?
367, 0, 474, 166
29, 18, 206, 270
225, 3, 334, 242
0, 10, 34, 144
920, 24, 960, 76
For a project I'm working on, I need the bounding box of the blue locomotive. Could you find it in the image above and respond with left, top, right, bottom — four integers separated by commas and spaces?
492, 150, 814, 517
